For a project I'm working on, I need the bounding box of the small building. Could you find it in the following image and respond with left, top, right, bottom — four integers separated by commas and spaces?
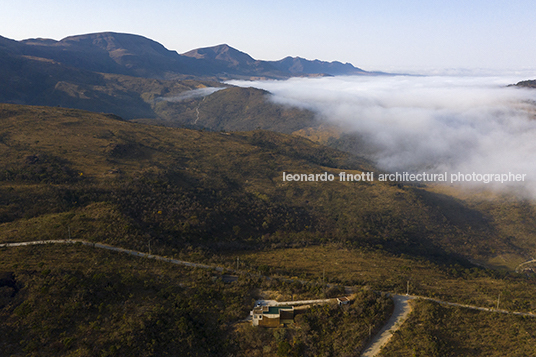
250, 306, 295, 327
337, 297, 350, 306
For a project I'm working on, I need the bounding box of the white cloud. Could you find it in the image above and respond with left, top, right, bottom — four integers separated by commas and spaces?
229, 75, 536, 196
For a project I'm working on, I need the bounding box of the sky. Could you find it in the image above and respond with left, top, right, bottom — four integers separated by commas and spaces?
1, 0, 536, 73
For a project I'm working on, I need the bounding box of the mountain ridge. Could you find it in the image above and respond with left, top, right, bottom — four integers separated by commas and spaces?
0, 31, 379, 120
17, 32, 197, 78
1, 31, 374, 79
271, 55, 367, 75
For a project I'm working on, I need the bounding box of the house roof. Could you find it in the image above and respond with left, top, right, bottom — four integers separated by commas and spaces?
265, 306, 293, 315
252, 306, 294, 315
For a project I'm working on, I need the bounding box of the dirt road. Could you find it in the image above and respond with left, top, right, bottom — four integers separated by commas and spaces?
360, 294, 414, 357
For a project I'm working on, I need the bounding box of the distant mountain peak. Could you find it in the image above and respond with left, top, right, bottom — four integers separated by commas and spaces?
0, 31, 377, 83
59, 32, 174, 57
183, 44, 255, 64
20, 38, 59, 46
270, 56, 366, 76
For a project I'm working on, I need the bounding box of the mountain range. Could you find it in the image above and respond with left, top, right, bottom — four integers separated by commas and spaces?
0, 31, 378, 120
0, 32, 371, 81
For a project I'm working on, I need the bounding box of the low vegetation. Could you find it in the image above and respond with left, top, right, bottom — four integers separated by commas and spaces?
380, 299, 536, 356
0, 244, 256, 356
233, 290, 393, 356
236, 245, 536, 314
0, 243, 395, 357
2, 104, 536, 355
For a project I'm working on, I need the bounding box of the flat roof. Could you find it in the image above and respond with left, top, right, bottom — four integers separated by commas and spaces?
264, 306, 294, 315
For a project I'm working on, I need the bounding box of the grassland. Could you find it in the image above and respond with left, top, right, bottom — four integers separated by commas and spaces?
0, 242, 396, 357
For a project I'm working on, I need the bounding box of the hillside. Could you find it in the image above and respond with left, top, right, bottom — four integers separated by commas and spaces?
1, 104, 536, 355
0, 32, 327, 126
182, 44, 285, 79
12, 32, 200, 79
513, 79, 536, 88
0, 43, 222, 119
0, 31, 382, 132
0, 49, 321, 126
146, 86, 319, 133
1, 103, 535, 267
381, 299, 536, 356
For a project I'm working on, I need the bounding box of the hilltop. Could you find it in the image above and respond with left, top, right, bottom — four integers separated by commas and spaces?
270, 56, 368, 76
512, 79, 536, 88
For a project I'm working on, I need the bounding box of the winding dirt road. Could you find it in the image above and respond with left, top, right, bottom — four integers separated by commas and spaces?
360, 294, 414, 357
515, 258, 536, 273
2, 238, 536, 356
360, 293, 536, 357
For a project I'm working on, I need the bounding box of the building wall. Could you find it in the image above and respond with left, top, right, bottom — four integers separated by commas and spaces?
258, 316, 281, 328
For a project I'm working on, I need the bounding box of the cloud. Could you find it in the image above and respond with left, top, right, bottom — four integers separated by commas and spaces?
156, 87, 225, 102
228, 75, 536, 196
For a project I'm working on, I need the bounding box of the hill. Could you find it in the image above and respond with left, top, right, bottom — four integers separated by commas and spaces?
183, 44, 372, 78
0, 39, 220, 119
0, 31, 383, 130
182, 44, 285, 79
1, 103, 535, 268
146, 86, 318, 133
0, 50, 322, 129
0, 32, 339, 125
1, 104, 536, 355
512, 79, 536, 88
14, 32, 199, 79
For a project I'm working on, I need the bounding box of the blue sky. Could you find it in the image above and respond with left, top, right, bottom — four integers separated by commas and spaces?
1, 0, 535, 72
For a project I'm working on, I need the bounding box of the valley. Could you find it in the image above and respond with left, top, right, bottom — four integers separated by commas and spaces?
1, 29, 536, 356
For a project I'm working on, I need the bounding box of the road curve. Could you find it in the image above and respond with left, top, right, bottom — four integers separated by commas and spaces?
360, 294, 414, 357
360, 293, 536, 357
515, 258, 536, 273
2, 238, 536, 354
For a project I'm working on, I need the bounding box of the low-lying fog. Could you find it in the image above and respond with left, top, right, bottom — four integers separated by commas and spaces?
229, 74, 536, 196
156, 87, 225, 102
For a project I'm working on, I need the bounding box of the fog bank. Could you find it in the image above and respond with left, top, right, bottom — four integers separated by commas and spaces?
229, 75, 536, 196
